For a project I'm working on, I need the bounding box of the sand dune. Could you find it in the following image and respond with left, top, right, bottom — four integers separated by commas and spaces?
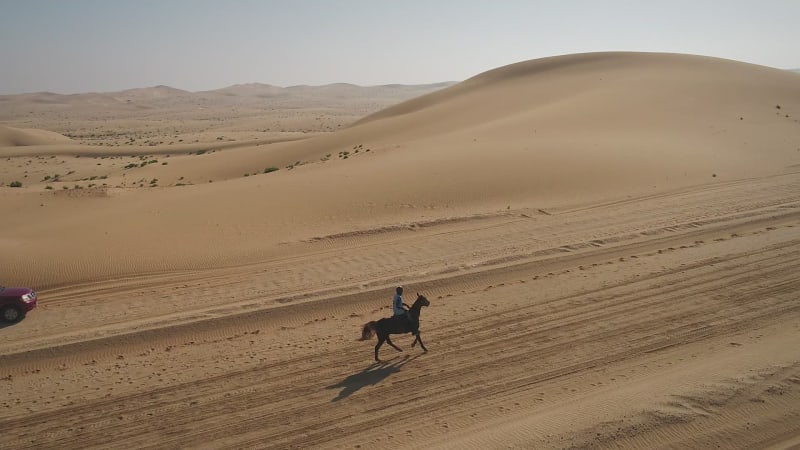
1, 52, 800, 448
2, 52, 799, 287
0, 125, 74, 147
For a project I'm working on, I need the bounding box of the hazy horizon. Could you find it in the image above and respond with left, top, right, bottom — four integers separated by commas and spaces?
0, 80, 459, 96
1, 0, 799, 95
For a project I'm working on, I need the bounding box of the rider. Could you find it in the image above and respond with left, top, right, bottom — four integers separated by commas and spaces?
392, 286, 418, 335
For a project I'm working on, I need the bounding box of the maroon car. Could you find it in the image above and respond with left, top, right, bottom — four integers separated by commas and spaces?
0, 286, 37, 323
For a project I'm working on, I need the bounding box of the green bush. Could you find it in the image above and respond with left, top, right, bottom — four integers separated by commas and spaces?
9, 181, 22, 188
263, 167, 279, 174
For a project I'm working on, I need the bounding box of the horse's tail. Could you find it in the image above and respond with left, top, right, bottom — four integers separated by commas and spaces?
360, 321, 377, 340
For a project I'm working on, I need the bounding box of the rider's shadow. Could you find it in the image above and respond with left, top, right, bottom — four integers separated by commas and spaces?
326, 355, 418, 402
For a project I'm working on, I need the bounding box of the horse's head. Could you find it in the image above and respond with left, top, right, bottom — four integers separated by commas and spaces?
415, 293, 430, 308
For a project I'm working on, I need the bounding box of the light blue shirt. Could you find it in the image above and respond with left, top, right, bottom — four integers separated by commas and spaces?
393, 294, 405, 316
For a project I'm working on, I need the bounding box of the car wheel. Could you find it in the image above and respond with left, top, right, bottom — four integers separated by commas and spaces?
1, 305, 23, 323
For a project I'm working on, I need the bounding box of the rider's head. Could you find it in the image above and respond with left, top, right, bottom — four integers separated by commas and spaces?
396, 286, 403, 295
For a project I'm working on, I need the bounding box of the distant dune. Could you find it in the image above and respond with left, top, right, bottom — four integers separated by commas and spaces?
0, 82, 456, 109
0, 81, 457, 147
0, 125, 74, 147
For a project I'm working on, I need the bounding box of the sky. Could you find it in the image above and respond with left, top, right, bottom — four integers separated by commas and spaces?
1, 0, 798, 95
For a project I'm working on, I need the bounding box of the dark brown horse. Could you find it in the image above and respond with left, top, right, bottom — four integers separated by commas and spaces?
360, 293, 430, 361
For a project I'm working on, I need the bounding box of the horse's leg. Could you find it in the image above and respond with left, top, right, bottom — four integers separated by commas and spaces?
375, 335, 386, 361
415, 334, 428, 352
385, 335, 403, 352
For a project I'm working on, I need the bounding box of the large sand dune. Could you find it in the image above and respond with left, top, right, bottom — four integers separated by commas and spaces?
1, 52, 800, 448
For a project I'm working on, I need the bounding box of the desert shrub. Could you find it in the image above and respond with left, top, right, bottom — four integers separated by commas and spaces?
9, 181, 22, 188
264, 167, 279, 174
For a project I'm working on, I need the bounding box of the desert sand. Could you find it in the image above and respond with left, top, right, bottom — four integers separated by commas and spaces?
1, 52, 800, 448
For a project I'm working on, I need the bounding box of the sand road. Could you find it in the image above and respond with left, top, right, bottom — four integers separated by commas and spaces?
2, 171, 799, 449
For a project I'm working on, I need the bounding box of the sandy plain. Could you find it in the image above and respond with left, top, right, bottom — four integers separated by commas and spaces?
1, 52, 800, 449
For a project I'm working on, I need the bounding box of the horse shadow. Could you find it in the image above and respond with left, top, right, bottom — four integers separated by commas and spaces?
326, 354, 419, 402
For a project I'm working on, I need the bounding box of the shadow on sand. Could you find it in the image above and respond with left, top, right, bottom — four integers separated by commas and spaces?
327, 354, 420, 402
0, 321, 20, 331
